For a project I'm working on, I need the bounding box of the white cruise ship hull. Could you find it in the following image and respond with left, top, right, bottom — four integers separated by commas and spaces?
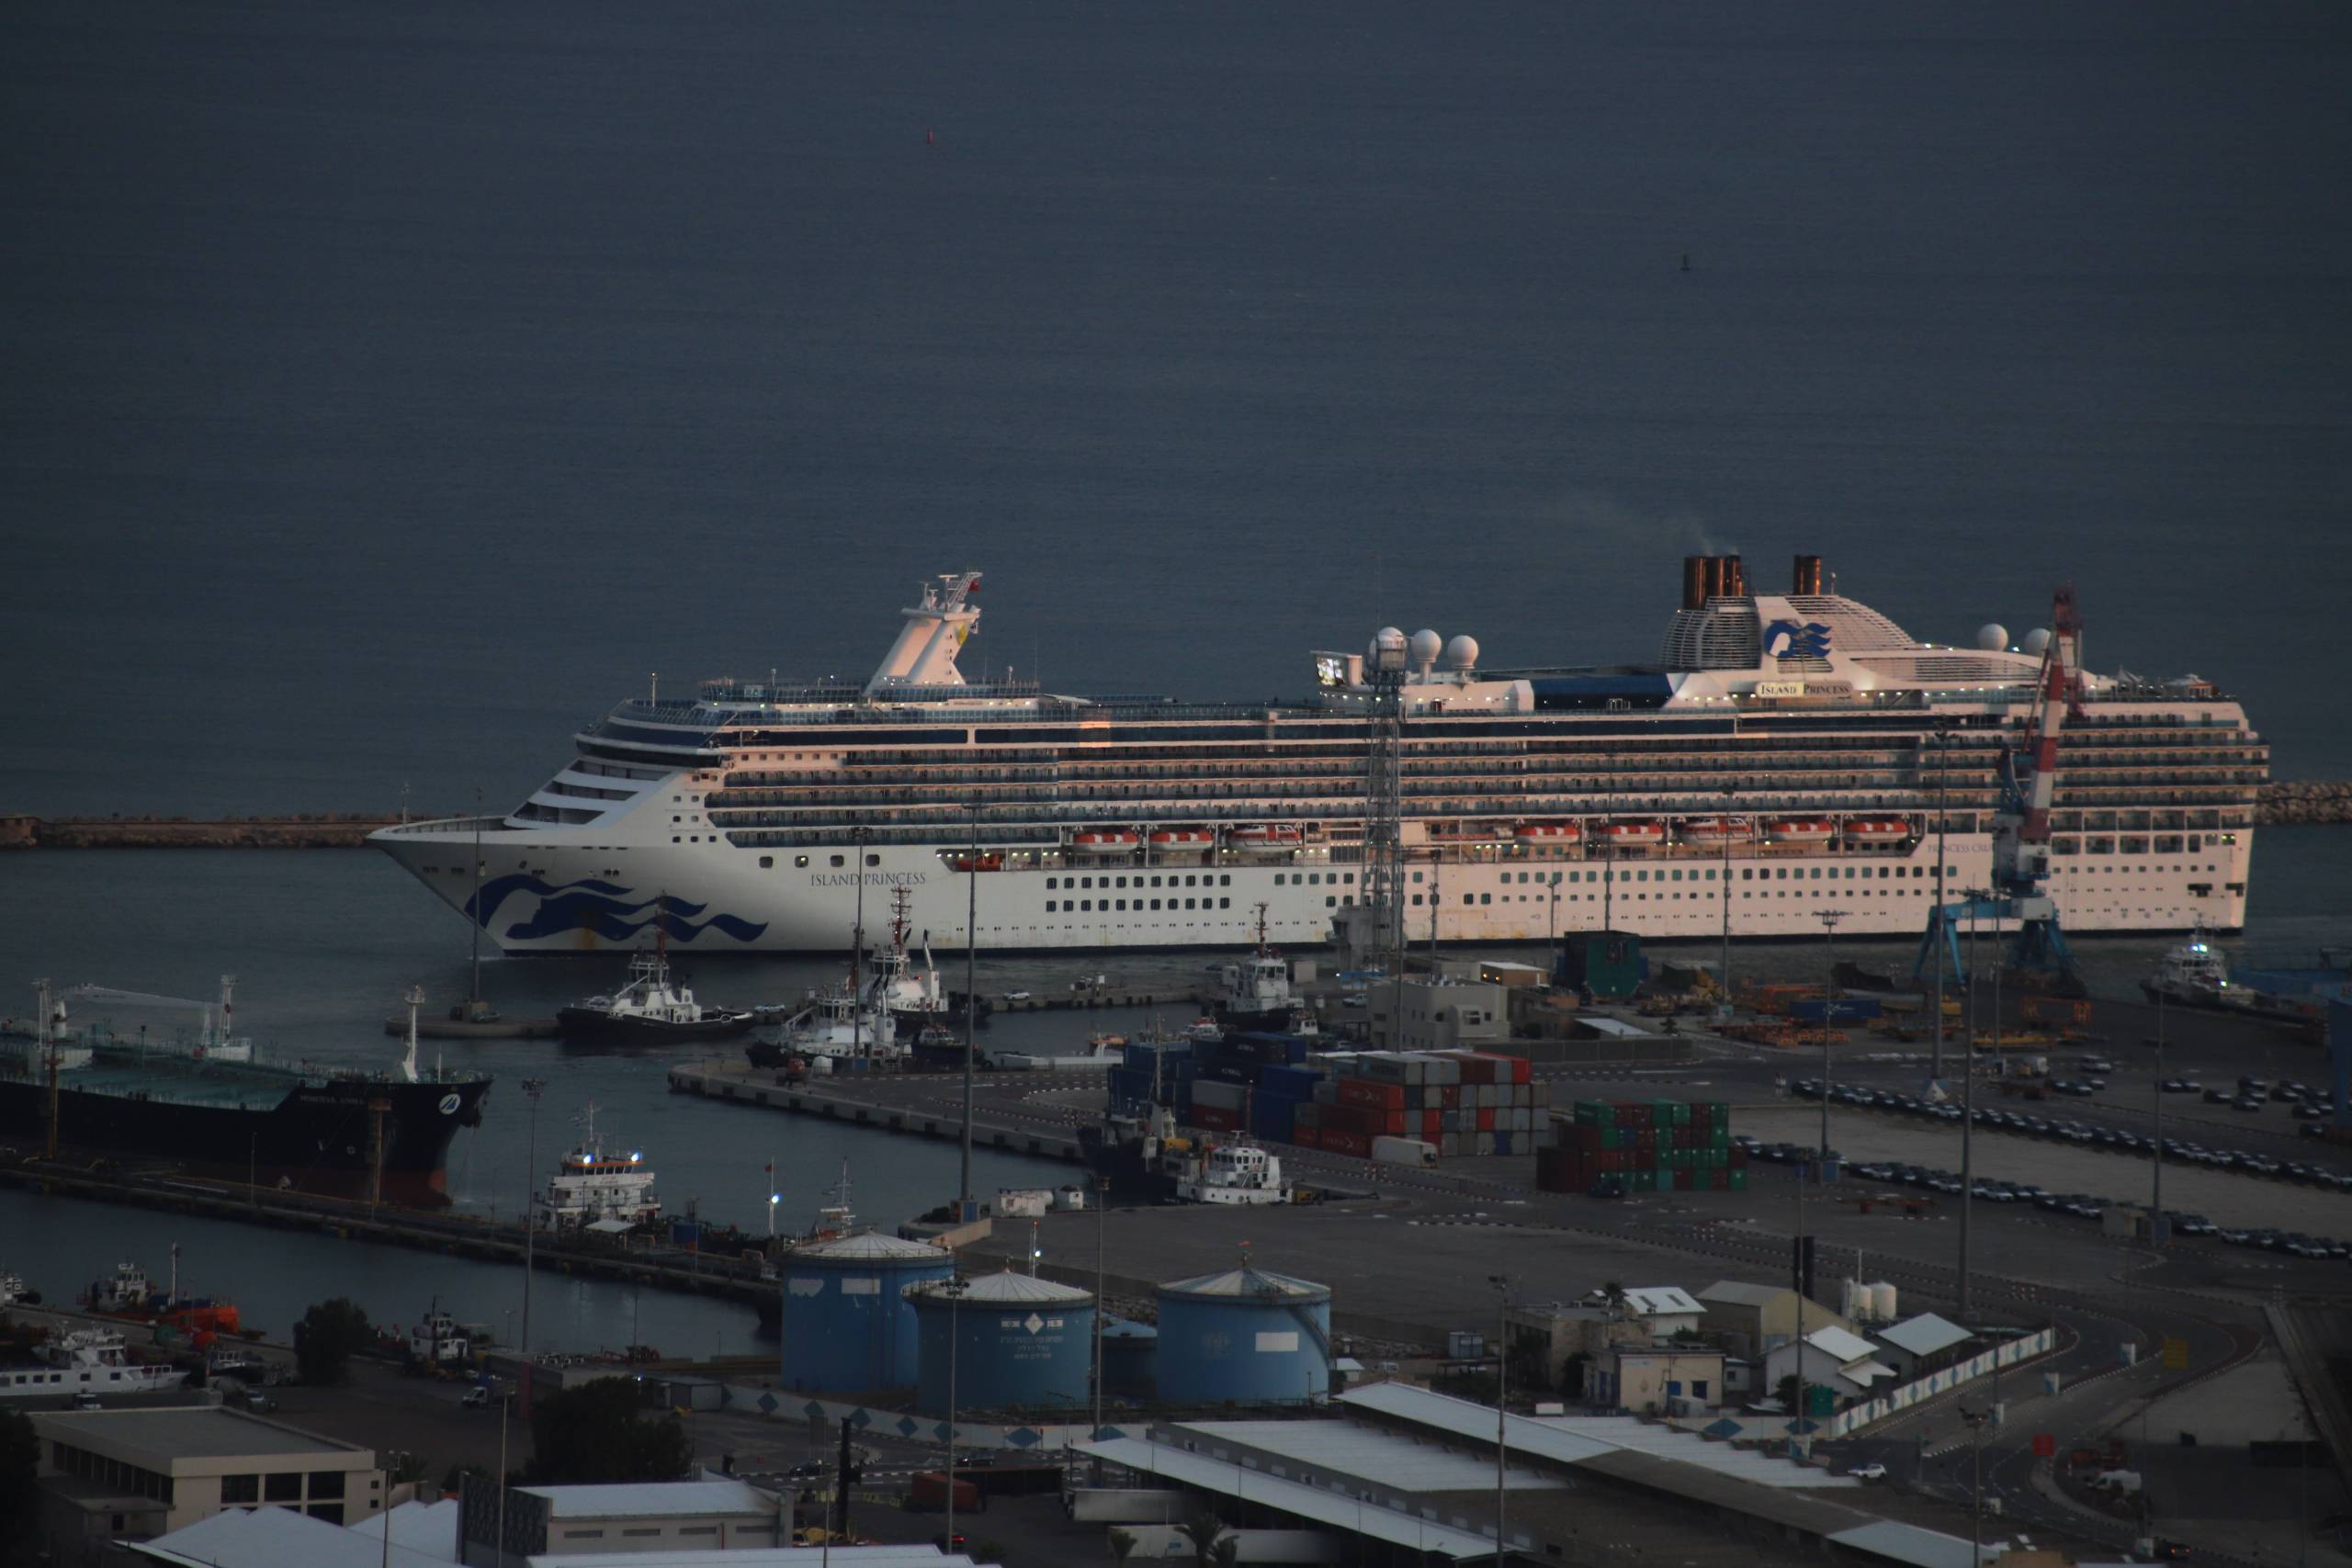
372, 806, 2253, 955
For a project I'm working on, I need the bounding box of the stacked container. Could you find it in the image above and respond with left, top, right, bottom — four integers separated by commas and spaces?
1536, 1099, 1745, 1196
1291, 1049, 1548, 1160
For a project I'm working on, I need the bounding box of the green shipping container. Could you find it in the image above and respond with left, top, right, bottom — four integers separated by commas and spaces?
1633, 1170, 1658, 1193
1728, 1168, 1748, 1191
1654, 1166, 1674, 1190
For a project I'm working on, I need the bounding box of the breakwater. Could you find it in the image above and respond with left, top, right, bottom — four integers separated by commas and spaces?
2260, 781, 2352, 825
0, 814, 400, 848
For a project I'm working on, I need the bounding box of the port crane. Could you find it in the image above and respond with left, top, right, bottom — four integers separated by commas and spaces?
1912, 585, 2084, 996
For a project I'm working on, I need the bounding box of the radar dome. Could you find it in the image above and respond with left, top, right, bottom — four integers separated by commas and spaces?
1443, 634, 1480, 671
1369, 626, 1408, 672
1975, 623, 2009, 652
1409, 629, 1443, 669
2021, 627, 2052, 657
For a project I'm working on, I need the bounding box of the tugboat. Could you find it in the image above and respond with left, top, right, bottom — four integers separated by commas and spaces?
537, 1103, 662, 1231
873, 889, 949, 1039
406, 1300, 470, 1364
557, 935, 753, 1045
0, 1269, 36, 1307
747, 942, 904, 1069
1173, 1142, 1295, 1206
84, 1247, 241, 1348
1214, 905, 1314, 1034
2141, 929, 2324, 1024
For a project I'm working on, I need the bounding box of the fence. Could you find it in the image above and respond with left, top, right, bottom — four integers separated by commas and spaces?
1823, 1326, 2056, 1438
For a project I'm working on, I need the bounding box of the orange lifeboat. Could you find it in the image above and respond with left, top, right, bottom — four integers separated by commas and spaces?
1148, 829, 1216, 849
1765, 818, 1835, 844
1595, 820, 1664, 846
946, 852, 1003, 872
1070, 830, 1139, 853
1679, 818, 1754, 844
1841, 818, 1913, 844
1227, 824, 1304, 849
1513, 823, 1582, 843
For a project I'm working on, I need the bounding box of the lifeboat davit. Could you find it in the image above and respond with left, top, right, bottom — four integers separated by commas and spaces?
1596, 821, 1664, 845
1841, 818, 1913, 844
1070, 830, 1139, 853
1227, 824, 1304, 850
1513, 823, 1582, 843
1148, 829, 1216, 849
1679, 818, 1754, 844
1765, 819, 1835, 844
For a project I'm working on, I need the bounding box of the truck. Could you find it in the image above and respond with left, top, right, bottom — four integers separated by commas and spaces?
907, 1472, 981, 1514
1372, 1136, 1437, 1168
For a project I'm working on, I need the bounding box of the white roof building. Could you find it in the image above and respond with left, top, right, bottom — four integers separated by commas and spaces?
1619, 1286, 1704, 1320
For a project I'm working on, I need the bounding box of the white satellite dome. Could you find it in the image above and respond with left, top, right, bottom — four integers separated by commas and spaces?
1975, 623, 2009, 652
1369, 626, 1408, 671
1443, 634, 1480, 671
2021, 627, 2052, 657
1409, 629, 1443, 669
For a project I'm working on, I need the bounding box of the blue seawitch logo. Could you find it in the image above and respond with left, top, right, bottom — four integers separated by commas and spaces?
465, 874, 768, 943
1762, 619, 1833, 659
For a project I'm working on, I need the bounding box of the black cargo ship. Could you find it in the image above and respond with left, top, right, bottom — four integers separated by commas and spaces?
0, 1038, 491, 1208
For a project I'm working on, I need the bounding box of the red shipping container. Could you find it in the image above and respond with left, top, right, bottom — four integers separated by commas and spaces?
1422, 1111, 1442, 1138
1476, 1108, 1495, 1132
1292, 1126, 1321, 1150
1323, 1130, 1372, 1157
1440, 1086, 1463, 1109
1709, 1168, 1729, 1190
1192, 1105, 1242, 1132
1673, 1168, 1695, 1191
1730, 1145, 1749, 1167
1380, 1111, 1407, 1137
1339, 1078, 1406, 1111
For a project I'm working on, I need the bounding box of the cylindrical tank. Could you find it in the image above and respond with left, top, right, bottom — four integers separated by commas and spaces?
1100, 1316, 1159, 1401
1840, 1279, 1870, 1321
1870, 1281, 1898, 1322
911, 1270, 1095, 1416
778, 1233, 955, 1393
1154, 1265, 1331, 1406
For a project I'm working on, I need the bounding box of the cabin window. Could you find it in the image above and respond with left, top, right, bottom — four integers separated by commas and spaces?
1046, 901, 1057, 912
1046, 877, 1057, 889
759, 856, 774, 869
1186, 898, 1197, 909
1463, 895, 1475, 906
1274, 874, 1285, 886
1219, 897, 1230, 908
830, 855, 844, 867
1326, 897, 1337, 908
1150, 898, 1162, 909
1220, 874, 1231, 886
865, 853, 879, 866
1115, 899, 1126, 910
794, 855, 808, 868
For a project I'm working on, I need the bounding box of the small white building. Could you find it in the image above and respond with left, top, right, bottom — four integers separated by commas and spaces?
1761, 1325, 1902, 1405
1871, 1313, 1974, 1378
1614, 1286, 1705, 1338
459, 1478, 784, 1565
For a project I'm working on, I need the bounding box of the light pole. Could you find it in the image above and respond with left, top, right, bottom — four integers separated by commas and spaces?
850, 826, 869, 1064
1960, 895, 1985, 1319
2152, 986, 2165, 1227
1092, 1174, 1110, 1438
520, 1076, 546, 1416
942, 1274, 965, 1555
1488, 1273, 1511, 1567
1817, 910, 1842, 1159
1929, 722, 1951, 1081
962, 801, 978, 1217
1960, 1404, 1989, 1557
1719, 784, 1736, 1016
767, 1159, 780, 1240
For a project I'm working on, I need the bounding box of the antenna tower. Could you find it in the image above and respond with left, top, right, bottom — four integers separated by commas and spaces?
1358, 632, 1410, 976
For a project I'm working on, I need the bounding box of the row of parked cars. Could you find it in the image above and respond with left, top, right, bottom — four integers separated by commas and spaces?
1789, 1078, 2352, 1193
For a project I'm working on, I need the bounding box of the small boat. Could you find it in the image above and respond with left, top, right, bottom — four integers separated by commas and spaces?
945, 852, 1003, 873
556, 939, 753, 1046
1513, 822, 1582, 844
1840, 818, 1913, 845
1227, 824, 1304, 851
0, 1269, 35, 1307
1148, 829, 1216, 850
1765, 818, 1835, 844
84, 1248, 241, 1347
1, 1327, 188, 1403
1679, 817, 1754, 845
1071, 830, 1139, 853
1596, 820, 1664, 846
1215, 906, 1309, 1034
1185, 1017, 1225, 1044
406, 1299, 470, 1364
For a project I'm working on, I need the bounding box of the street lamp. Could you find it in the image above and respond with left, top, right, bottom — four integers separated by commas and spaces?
1959, 1403, 1990, 1557
962, 799, 979, 1218
850, 825, 870, 1064
1929, 721, 1952, 1080
520, 1077, 546, 1416
1719, 784, 1736, 1015
1816, 910, 1843, 1160
1488, 1273, 1511, 1567
941, 1274, 967, 1555
1959, 893, 1989, 1319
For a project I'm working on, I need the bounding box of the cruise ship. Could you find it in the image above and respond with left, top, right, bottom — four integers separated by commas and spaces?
372, 557, 2263, 954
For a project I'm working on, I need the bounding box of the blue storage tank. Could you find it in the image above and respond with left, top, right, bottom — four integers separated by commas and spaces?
1100, 1317, 1158, 1401
779, 1232, 955, 1393
1154, 1265, 1331, 1406
911, 1270, 1095, 1416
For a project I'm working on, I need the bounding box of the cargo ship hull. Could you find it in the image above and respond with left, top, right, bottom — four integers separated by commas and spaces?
0, 1068, 491, 1208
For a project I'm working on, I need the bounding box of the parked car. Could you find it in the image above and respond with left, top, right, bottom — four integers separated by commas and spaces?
1849, 1462, 1888, 1482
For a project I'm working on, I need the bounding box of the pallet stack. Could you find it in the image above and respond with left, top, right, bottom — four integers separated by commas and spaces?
1292, 1049, 1548, 1159
1536, 1099, 1747, 1195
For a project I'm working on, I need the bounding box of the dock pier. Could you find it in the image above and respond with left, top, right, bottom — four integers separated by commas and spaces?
666, 1059, 1093, 1165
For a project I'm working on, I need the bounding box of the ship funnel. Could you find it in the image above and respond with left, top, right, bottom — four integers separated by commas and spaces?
1682, 556, 1709, 611
1792, 554, 1824, 595
1720, 554, 1747, 598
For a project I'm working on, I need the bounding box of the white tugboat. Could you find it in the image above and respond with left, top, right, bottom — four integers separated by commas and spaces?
537, 1103, 661, 1231
1174, 1143, 1294, 1206
873, 888, 947, 1039
557, 933, 753, 1045
1, 1327, 188, 1403
1215, 906, 1314, 1035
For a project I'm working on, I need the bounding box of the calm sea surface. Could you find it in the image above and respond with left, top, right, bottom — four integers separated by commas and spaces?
2, 2, 2348, 1344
